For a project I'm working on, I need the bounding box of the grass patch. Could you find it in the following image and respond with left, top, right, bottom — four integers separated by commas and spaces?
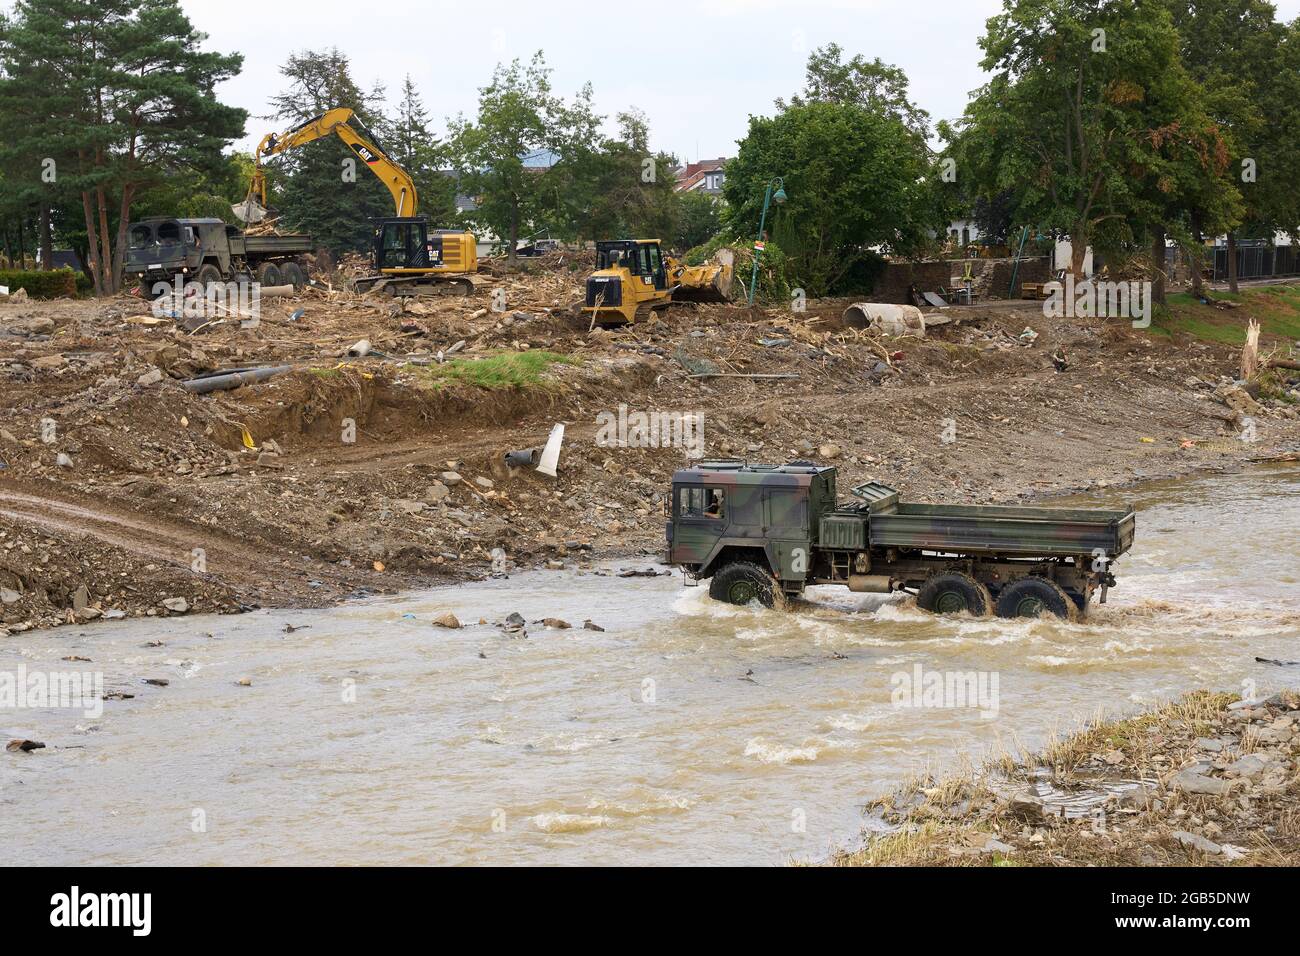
1148, 284, 1300, 344
409, 350, 574, 390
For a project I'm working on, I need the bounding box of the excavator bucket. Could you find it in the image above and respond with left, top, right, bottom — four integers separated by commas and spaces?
670, 249, 735, 304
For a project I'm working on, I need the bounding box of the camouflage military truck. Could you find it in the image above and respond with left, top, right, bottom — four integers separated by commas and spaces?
125, 217, 314, 297
665, 462, 1135, 620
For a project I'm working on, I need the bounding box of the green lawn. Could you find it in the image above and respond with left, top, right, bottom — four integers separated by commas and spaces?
1149, 283, 1300, 344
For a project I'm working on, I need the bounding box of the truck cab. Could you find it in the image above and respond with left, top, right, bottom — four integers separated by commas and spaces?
125, 218, 222, 289
667, 461, 837, 603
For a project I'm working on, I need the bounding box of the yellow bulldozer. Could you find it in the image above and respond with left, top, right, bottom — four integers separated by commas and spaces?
248, 107, 480, 294
582, 240, 735, 326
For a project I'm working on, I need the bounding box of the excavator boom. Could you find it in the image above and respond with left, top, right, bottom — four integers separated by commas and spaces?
251, 107, 418, 217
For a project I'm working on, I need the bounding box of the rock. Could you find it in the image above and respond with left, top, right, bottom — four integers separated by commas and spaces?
818, 443, 842, 459
473, 476, 494, 490
440, 471, 463, 486
76, 607, 102, 621
8, 287, 29, 303
236, 677, 252, 687
4, 316, 54, 336
541, 617, 570, 629
393, 498, 426, 515
1170, 768, 1232, 795
546, 560, 564, 570
432, 612, 461, 629
501, 612, 526, 635
162, 597, 189, 613
425, 481, 450, 503
583, 620, 605, 631
1224, 753, 1270, 780
1194, 736, 1229, 753
73, 584, 90, 613
1007, 792, 1046, 823
56, 452, 73, 469
0, 587, 20, 605
137, 367, 164, 387
6, 738, 44, 753
103, 609, 126, 620
982, 838, 1014, 855
1171, 830, 1222, 855
0, 428, 16, 444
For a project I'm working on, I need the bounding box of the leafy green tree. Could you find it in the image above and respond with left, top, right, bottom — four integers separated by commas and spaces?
776, 42, 930, 140
265, 48, 392, 252
449, 52, 600, 263
675, 190, 723, 252
1166, 0, 1300, 291
944, 0, 1216, 279
725, 100, 942, 295
0, 0, 244, 293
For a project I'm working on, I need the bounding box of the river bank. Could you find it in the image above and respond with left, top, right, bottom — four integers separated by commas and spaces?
827, 688, 1300, 867
2, 266, 1299, 633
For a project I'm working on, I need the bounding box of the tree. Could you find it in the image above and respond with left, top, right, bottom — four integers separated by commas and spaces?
266, 48, 392, 252
675, 190, 722, 251
449, 52, 600, 264
945, 0, 1216, 279
391, 75, 457, 226
725, 100, 942, 295
1167, 0, 1300, 292
0, 0, 244, 294
776, 43, 930, 139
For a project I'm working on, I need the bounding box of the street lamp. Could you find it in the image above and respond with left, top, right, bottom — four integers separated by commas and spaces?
747, 176, 786, 306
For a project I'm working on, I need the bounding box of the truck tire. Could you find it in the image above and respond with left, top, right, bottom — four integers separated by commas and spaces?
195, 263, 222, 289
282, 261, 305, 289
257, 262, 282, 287
916, 572, 993, 616
709, 561, 776, 608
994, 578, 1078, 622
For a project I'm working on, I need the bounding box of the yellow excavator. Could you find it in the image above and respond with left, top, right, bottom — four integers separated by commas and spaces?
582, 240, 734, 326
249, 107, 479, 294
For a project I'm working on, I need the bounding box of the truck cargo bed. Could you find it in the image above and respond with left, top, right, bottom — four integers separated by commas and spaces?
241, 234, 313, 255
866, 502, 1135, 557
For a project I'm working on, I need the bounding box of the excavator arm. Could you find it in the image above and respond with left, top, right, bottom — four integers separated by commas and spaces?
251, 107, 418, 217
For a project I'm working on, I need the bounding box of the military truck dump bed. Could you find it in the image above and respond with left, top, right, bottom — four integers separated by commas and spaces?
847, 500, 1135, 558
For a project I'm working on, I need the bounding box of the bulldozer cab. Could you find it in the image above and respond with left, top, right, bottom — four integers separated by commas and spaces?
596, 239, 667, 291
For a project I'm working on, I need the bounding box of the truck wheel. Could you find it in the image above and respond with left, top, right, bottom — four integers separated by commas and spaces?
257, 262, 282, 287
282, 261, 305, 289
917, 572, 993, 616
195, 264, 222, 289
995, 578, 1078, 622
709, 561, 776, 608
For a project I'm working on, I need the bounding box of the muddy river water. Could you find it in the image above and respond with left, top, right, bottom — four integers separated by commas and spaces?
3, 466, 1299, 865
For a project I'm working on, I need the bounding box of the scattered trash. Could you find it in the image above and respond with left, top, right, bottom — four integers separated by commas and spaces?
536, 423, 565, 477
6, 739, 45, 753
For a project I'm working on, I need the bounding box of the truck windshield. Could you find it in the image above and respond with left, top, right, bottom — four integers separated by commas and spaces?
128, 224, 154, 249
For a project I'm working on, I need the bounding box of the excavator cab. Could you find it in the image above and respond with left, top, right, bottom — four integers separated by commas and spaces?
367, 216, 478, 292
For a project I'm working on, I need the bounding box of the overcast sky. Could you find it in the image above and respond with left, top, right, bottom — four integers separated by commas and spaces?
14, 0, 1300, 162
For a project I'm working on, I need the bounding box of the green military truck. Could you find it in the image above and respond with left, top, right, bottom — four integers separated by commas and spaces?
126, 217, 314, 297
665, 462, 1135, 620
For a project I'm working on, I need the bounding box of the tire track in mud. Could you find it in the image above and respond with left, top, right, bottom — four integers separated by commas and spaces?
0, 480, 371, 599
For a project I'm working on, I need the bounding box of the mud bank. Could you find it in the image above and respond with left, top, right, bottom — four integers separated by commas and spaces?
2, 267, 1299, 632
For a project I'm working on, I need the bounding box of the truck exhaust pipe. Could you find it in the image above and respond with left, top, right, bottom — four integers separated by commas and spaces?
848, 574, 894, 593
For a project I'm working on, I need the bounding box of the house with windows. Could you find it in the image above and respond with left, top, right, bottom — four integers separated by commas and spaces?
675, 158, 728, 196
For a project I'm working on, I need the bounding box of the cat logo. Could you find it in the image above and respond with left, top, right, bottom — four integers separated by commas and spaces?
351, 143, 379, 164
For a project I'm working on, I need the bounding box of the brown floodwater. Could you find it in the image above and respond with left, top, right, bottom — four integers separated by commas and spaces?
2, 466, 1298, 865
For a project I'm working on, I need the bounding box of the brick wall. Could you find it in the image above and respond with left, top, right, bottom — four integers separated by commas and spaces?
870, 257, 1052, 303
